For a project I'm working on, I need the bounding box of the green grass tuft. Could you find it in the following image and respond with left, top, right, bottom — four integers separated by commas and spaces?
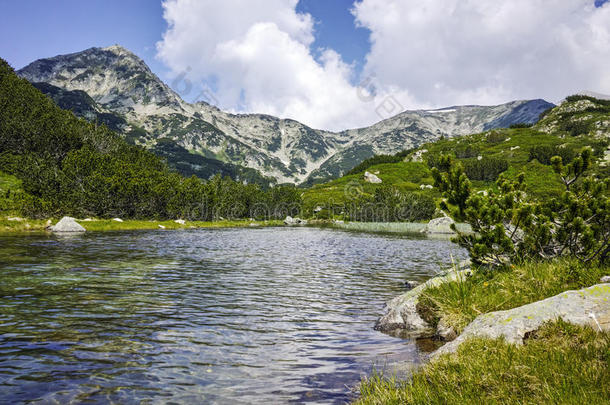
357, 320, 610, 404
417, 259, 610, 334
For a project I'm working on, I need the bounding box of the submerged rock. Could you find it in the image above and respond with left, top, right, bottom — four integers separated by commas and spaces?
433, 283, 610, 358
404, 280, 419, 290
50, 216, 86, 233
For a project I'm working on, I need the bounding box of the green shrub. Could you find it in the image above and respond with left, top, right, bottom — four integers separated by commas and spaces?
462, 156, 509, 181
529, 145, 576, 165
433, 149, 609, 266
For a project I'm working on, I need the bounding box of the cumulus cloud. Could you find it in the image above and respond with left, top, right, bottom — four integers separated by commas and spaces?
157, 0, 610, 131
157, 0, 413, 131
353, 0, 610, 106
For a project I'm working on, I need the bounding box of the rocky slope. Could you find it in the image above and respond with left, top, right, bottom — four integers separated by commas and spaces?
18, 45, 554, 184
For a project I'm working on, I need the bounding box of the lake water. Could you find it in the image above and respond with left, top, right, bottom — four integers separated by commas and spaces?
0, 227, 467, 404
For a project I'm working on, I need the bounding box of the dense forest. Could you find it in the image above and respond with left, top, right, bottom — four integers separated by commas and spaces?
0, 59, 301, 220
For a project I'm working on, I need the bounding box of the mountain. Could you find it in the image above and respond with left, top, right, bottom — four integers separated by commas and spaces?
18, 45, 554, 185
28, 81, 275, 186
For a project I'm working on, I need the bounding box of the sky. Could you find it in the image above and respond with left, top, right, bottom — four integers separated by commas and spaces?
1, 0, 609, 131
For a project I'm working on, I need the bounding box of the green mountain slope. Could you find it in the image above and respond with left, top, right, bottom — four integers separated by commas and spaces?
18, 45, 554, 185
0, 58, 299, 220
31, 81, 275, 187
303, 96, 610, 216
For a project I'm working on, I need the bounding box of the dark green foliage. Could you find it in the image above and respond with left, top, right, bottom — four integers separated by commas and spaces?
565, 94, 610, 107
344, 186, 435, 222
462, 156, 508, 181
509, 123, 533, 129
152, 138, 275, 188
0, 58, 301, 220
529, 145, 576, 165
486, 131, 508, 143
427, 154, 453, 172
431, 156, 471, 220
434, 149, 609, 266
454, 145, 480, 159
346, 148, 415, 175
562, 119, 592, 137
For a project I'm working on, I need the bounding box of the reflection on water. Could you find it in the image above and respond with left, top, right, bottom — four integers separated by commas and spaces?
0, 227, 467, 404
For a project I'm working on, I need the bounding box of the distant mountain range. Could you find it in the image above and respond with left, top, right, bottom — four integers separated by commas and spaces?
18, 45, 554, 185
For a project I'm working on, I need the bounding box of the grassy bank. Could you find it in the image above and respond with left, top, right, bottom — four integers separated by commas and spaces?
357, 320, 610, 404
0, 217, 283, 235
357, 259, 610, 403
417, 259, 610, 333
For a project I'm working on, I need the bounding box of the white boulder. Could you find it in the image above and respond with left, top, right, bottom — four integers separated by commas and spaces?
422, 216, 455, 234
364, 171, 382, 184
50, 217, 86, 233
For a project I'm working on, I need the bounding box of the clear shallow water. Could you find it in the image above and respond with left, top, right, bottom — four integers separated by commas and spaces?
0, 227, 466, 404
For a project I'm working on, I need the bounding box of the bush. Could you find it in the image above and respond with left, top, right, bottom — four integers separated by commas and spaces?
346, 148, 416, 175
509, 123, 533, 129
562, 120, 592, 137
433, 149, 609, 266
454, 145, 480, 159
486, 131, 508, 143
529, 145, 576, 165
462, 157, 508, 181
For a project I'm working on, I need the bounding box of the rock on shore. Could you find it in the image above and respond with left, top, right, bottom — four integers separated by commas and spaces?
50, 216, 86, 233
422, 216, 455, 234
374, 265, 471, 337
433, 283, 610, 358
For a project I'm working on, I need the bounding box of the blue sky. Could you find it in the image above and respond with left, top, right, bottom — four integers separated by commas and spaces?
0, 0, 369, 82
1, 1, 609, 130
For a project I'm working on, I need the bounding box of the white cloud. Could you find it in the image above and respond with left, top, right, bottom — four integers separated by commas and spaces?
157, 0, 413, 131
157, 0, 610, 131
353, 0, 610, 106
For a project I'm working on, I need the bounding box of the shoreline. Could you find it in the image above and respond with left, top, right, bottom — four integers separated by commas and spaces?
0, 217, 283, 235
1, 217, 473, 237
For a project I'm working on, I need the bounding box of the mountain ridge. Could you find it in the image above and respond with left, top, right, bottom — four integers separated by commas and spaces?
18, 45, 555, 184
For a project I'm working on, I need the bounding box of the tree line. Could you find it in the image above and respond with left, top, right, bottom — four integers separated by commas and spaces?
0, 58, 301, 220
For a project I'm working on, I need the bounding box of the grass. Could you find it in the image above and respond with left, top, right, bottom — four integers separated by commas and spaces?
0, 217, 283, 234
302, 161, 438, 215
417, 259, 610, 334
357, 319, 610, 404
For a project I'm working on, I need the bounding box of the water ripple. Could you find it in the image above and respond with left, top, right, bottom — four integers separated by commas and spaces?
0, 227, 466, 404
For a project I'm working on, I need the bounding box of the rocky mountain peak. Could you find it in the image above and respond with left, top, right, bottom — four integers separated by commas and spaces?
18, 45, 183, 118
18, 46, 555, 185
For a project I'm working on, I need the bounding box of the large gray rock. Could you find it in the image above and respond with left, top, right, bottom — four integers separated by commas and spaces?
374, 268, 471, 337
433, 283, 610, 358
50, 216, 86, 233
422, 216, 455, 234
